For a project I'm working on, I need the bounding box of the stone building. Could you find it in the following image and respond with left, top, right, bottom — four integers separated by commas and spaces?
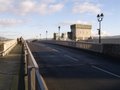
70, 24, 92, 41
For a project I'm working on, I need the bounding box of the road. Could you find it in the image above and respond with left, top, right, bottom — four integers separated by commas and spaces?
28, 41, 120, 90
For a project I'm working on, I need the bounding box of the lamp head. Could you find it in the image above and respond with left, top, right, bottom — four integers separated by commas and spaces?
101, 13, 104, 20
97, 13, 104, 21
101, 13, 104, 17
97, 14, 100, 20
97, 14, 100, 18
58, 26, 60, 29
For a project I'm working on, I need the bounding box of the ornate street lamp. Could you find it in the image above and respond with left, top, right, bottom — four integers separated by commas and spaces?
97, 13, 104, 43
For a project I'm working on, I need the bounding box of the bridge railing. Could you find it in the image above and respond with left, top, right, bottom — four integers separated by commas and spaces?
24, 40, 48, 90
43, 40, 120, 58
0, 40, 17, 56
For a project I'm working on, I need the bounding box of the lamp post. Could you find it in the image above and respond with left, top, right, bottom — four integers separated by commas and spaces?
97, 13, 104, 43
46, 31, 48, 40
58, 26, 60, 40
40, 34, 41, 40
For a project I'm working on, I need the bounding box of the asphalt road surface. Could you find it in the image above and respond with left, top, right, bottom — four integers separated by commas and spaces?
28, 41, 120, 90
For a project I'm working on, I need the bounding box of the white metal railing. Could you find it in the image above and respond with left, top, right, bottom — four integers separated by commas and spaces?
24, 40, 48, 90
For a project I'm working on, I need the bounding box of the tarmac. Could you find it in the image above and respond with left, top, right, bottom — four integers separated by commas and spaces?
0, 44, 24, 90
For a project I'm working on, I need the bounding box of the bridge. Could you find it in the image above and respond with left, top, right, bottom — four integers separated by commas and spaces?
0, 39, 120, 90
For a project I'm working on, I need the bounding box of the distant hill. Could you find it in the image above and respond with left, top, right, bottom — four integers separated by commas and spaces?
92, 35, 120, 39
0, 36, 9, 41
102, 35, 120, 39
111, 35, 120, 38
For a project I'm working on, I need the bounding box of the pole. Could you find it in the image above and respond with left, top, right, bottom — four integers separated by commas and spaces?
46, 31, 47, 40
97, 13, 104, 44
99, 21, 101, 43
58, 26, 60, 40
40, 34, 41, 40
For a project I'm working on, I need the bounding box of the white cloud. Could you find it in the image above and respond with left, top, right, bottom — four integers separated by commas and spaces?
18, 0, 36, 15
0, 0, 65, 15
0, 0, 101, 15
48, 3, 64, 13
0, 18, 27, 26
37, 3, 48, 15
40, 0, 56, 4
37, 3, 64, 15
59, 20, 91, 26
17, 0, 65, 15
75, 20, 92, 24
73, 2, 101, 14
0, 0, 14, 12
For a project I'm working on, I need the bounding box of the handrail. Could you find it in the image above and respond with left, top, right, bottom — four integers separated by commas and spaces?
35, 70, 48, 90
24, 40, 48, 90
24, 42, 38, 68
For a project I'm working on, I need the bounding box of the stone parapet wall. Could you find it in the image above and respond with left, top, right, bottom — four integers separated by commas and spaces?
43, 40, 120, 58
0, 40, 17, 56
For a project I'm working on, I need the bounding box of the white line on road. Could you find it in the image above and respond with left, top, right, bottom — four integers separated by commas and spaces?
45, 46, 60, 52
65, 55, 79, 62
92, 65, 120, 78
51, 48, 60, 52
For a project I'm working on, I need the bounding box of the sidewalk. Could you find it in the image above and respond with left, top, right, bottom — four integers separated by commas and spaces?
0, 44, 24, 90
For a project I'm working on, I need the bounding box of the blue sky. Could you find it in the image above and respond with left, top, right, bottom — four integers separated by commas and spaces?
0, 0, 120, 39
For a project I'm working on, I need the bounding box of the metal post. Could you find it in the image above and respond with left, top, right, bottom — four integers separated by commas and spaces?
46, 31, 48, 40
58, 26, 60, 40
40, 34, 41, 40
97, 13, 104, 44
99, 21, 101, 43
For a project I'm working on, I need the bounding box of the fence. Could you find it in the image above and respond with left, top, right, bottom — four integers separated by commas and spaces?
24, 40, 48, 90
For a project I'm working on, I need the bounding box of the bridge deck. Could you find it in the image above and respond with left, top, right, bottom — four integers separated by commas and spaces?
0, 44, 24, 90
28, 42, 120, 90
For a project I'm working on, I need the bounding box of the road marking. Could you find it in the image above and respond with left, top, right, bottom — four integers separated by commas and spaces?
51, 49, 60, 52
45, 46, 60, 52
34, 43, 59, 52
92, 65, 120, 78
65, 55, 79, 62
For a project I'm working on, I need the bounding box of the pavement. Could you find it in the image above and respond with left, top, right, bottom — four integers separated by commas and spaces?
0, 44, 24, 90
28, 42, 120, 90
